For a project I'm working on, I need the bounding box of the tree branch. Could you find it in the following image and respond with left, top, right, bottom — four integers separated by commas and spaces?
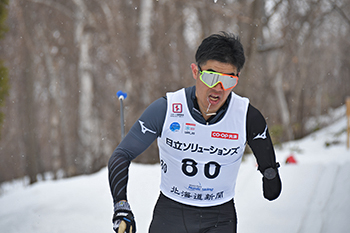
26, 0, 73, 18
332, 3, 350, 26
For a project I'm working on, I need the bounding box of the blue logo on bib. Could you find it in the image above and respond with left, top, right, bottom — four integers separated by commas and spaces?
170, 122, 180, 132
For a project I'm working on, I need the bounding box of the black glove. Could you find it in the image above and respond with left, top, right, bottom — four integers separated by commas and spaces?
262, 163, 282, 201
112, 201, 136, 233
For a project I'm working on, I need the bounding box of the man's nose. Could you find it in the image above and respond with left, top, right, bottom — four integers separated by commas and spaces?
212, 82, 224, 90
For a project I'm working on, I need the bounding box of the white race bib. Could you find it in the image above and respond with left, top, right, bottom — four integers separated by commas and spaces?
157, 89, 249, 207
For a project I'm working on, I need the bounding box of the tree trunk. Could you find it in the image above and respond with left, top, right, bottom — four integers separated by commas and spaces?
273, 71, 293, 140
73, 0, 100, 174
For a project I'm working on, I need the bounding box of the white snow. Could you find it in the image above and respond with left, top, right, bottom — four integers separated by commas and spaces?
0, 115, 349, 233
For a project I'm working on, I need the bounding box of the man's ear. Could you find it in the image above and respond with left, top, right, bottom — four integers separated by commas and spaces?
191, 63, 198, 80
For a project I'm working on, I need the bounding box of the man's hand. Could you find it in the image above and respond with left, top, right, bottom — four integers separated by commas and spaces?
112, 201, 136, 233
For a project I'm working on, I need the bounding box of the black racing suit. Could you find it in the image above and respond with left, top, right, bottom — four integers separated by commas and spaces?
108, 86, 281, 232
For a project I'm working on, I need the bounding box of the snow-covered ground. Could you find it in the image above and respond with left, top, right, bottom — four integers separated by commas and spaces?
0, 114, 349, 233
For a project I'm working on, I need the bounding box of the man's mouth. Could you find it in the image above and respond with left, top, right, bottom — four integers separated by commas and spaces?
208, 94, 220, 103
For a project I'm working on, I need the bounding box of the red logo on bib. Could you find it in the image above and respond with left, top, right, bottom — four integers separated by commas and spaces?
211, 131, 239, 140
172, 103, 182, 113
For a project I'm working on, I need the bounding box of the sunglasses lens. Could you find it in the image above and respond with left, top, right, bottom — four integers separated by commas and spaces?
200, 72, 238, 90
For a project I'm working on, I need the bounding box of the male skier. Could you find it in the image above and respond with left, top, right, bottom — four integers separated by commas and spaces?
108, 32, 282, 233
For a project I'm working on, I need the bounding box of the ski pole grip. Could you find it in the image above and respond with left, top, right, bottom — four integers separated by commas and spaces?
117, 90, 127, 100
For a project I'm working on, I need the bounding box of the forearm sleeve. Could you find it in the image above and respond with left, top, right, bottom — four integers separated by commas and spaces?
108, 97, 167, 205
108, 150, 131, 203
246, 104, 281, 200
246, 104, 278, 172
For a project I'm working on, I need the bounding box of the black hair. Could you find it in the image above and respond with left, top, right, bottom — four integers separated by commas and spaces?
195, 32, 245, 72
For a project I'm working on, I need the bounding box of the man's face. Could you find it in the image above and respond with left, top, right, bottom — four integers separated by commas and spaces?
191, 60, 238, 120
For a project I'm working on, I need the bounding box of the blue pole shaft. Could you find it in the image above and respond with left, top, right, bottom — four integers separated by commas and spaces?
119, 98, 125, 139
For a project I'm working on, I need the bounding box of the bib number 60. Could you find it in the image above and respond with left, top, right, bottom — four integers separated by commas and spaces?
181, 158, 221, 179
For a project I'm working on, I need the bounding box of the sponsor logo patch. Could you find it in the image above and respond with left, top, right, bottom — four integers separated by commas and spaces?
170, 103, 184, 118
170, 122, 180, 132
211, 131, 239, 140
184, 123, 196, 135
172, 103, 182, 113
187, 183, 214, 192
253, 125, 268, 140
138, 120, 156, 134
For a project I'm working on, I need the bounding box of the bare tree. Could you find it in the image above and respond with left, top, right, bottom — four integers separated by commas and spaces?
0, 0, 349, 185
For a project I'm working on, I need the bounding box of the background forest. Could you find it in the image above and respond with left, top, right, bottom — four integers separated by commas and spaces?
0, 0, 349, 185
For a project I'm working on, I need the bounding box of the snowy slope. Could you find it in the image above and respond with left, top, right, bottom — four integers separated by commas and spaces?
236, 116, 350, 233
0, 115, 349, 233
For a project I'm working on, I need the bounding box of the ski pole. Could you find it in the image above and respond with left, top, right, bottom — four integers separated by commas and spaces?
116, 90, 127, 139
